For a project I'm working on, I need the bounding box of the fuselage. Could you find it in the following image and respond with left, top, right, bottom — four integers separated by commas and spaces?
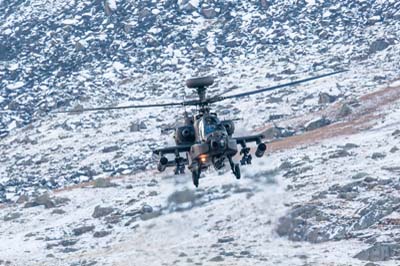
174, 112, 238, 171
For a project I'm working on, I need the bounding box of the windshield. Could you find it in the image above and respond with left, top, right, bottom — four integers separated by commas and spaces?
199, 116, 225, 140
204, 116, 218, 135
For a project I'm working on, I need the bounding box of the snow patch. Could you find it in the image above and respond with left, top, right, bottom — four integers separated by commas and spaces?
61, 18, 79, 25
7, 81, 24, 90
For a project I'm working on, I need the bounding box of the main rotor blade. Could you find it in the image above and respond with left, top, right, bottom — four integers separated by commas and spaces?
55, 100, 199, 113
208, 69, 347, 103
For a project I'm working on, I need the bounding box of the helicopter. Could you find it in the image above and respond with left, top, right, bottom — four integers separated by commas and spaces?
56, 70, 346, 187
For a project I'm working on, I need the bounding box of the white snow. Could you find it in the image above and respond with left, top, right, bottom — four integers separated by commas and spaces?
6, 81, 24, 90
61, 18, 79, 25
106, 0, 117, 11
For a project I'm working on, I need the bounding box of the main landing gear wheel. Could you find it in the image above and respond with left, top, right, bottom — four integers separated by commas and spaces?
228, 156, 241, 180
234, 164, 241, 179
192, 169, 200, 187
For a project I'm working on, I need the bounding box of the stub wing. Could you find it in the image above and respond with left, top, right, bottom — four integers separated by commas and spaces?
234, 134, 265, 146
152, 144, 192, 156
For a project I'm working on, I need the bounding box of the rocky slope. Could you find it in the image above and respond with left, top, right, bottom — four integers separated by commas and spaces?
1, 0, 400, 265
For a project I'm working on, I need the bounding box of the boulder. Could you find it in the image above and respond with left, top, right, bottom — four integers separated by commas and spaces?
24, 193, 55, 209
355, 243, 400, 261
369, 39, 390, 54
304, 117, 330, 131
93, 231, 111, 238
92, 206, 115, 218
337, 103, 352, 118
3, 212, 22, 221
201, 7, 219, 19
102, 145, 120, 153
73, 225, 95, 236
318, 93, 337, 104
93, 178, 117, 188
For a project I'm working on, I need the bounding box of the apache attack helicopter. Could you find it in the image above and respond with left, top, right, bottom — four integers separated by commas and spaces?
59, 70, 345, 187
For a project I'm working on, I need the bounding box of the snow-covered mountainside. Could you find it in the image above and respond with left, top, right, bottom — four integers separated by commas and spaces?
1, 0, 400, 265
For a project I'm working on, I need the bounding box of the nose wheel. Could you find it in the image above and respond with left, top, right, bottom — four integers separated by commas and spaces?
234, 164, 241, 179
192, 169, 200, 187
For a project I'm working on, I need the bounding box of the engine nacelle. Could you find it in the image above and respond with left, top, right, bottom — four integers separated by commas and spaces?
157, 157, 168, 172
175, 126, 195, 144
221, 120, 235, 136
255, 143, 267, 158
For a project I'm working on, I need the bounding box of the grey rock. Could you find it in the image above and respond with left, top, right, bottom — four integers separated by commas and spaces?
355, 243, 400, 261
61, 247, 79, 253
369, 39, 390, 54
390, 146, 399, 153
201, 7, 219, 19
104, 214, 122, 224
93, 178, 117, 188
305, 117, 330, 131
353, 197, 400, 230
92, 206, 115, 218
93, 231, 111, 238
180, 2, 197, 12
268, 114, 285, 120
25, 232, 36, 238
276, 204, 347, 243
218, 237, 234, 243
51, 209, 66, 215
338, 191, 359, 200
371, 152, 386, 160
318, 93, 337, 104
124, 208, 142, 217
129, 122, 140, 132
73, 225, 95, 236
279, 161, 293, 170
129, 121, 147, 132
147, 179, 158, 187
60, 239, 79, 247
381, 166, 400, 174
240, 250, 251, 256
392, 129, 400, 137
263, 125, 295, 140
330, 181, 361, 193
342, 143, 359, 150
3, 212, 22, 221
329, 149, 351, 159
337, 103, 352, 118
209, 255, 224, 262
102, 145, 120, 153
24, 193, 55, 209
54, 197, 71, 206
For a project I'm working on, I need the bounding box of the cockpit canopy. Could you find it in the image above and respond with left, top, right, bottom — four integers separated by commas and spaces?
198, 115, 226, 141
